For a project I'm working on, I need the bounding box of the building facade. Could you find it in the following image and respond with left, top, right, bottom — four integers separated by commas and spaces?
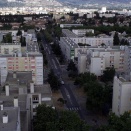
112, 76, 131, 115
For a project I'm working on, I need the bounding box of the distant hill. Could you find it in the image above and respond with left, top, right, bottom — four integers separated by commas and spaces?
0, 0, 130, 8
58, 0, 131, 8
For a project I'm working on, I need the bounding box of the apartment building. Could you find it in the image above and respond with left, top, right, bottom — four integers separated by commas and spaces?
86, 13, 96, 18
0, 53, 43, 85
71, 36, 113, 46
60, 37, 78, 60
60, 24, 83, 28
99, 13, 115, 18
72, 29, 94, 36
62, 29, 113, 46
124, 46, 131, 74
0, 71, 53, 131
112, 75, 131, 115
0, 30, 43, 85
62, 29, 78, 38
78, 46, 125, 76
0, 43, 21, 54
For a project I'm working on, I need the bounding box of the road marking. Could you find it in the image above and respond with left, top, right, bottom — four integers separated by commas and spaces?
68, 107, 79, 111
55, 57, 59, 65
48, 49, 50, 54
52, 59, 57, 69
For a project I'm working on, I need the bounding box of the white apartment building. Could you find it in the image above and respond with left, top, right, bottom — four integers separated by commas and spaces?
86, 13, 96, 18
72, 29, 94, 36
60, 37, 78, 60
78, 46, 125, 76
124, 46, 131, 74
0, 43, 21, 54
62, 29, 113, 46
0, 29, 43, 85
0, 53, 43, 85
99, 13, 115, 18
60, 24, 83, 28
71, 36, 113, 46
112, 75, 131, 115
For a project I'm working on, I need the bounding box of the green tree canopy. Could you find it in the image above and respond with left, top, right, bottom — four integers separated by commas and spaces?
67, 60, 77, 72
34, 104, 89, 131
2, 33, 12, 43
16, 29, 22, 36
98, 112, 131, 131
84, 82, 112, 112
74, 72, 97, 86
113, 32, 120, 45
101, 67, 115, 82
47, 70, 61, 91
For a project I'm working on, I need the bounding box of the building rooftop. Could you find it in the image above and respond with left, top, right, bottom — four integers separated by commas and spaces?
0, 52, 42, 57
6, 71, 32, 86
26, 41, 39, 53
35, 84, 53, 106
62, 29, 78, 38
61, 37, 78, 49
0, 43, 21, 45
0, 95, 27, 111
0, 107, 19, 131
27, 29, 35, 34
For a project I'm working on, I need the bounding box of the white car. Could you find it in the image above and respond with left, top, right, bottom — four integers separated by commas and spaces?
61, 81, 65, 85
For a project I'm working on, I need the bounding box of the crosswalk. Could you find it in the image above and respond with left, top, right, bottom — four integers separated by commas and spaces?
67, 107, 80, 111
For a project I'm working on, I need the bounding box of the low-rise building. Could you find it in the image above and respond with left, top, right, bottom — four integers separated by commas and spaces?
0, 71, 54, 131
72, 29, 94, 36
61, 29, 113, 46
60, 24, 83, 28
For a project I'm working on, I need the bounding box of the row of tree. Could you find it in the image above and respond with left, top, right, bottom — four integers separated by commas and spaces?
33, 104, 131, 131
47, 70, 61, 91
33, 104, 89, 131
51, 42, 65, 64
98, 112, 131, 131
74, 67, 115, 114
67, 60, 78, 78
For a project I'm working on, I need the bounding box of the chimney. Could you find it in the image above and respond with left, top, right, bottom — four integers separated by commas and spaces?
14, 97, 18, 107
30, 81, 34, 93
13, 72, 16, 78
5, 84, 9, 96
0, 105, 3, 110
3, 112, 8, 123
0, 101, 4, 110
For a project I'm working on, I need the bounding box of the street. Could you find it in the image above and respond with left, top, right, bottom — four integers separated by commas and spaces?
41, 35, 85, 120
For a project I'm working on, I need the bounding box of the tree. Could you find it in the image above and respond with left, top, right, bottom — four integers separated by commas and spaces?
67, 60, 77, 72
86, 32, 94, 37
113, 32, 120, 45
57, 97, 67, 105
98, 112, 131, 131
59, 111, 89, 131
20, 36, 26, 46
36, 32, 41, 42
16, 29, 22, 36
34, 104, 89, 131
51, 43, 62, 56
47, 70, 61, 91
3, 33, 12, 43
33, 104, 57, 131
74, 72, 97, 86
84, 82, 112, 113
43, 30, 53, 43
120, 39, 129, 45
101, 67, 115, 82
67, 60, 78, 78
